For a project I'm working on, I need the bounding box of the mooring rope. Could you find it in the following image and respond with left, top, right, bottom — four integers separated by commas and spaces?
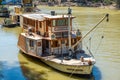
68, 14, 109, 78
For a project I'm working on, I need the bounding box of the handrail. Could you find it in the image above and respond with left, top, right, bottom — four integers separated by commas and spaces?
71, 14, 109, 51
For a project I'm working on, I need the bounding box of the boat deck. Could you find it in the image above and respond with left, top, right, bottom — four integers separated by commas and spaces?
41, 52, 95, 66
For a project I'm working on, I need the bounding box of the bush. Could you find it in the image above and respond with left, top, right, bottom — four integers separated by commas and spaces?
103, 0, 113, 5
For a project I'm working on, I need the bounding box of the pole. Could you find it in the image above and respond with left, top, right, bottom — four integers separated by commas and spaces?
68, 7, 72, 56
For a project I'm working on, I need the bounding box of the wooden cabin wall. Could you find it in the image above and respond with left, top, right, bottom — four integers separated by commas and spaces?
35, 20, 38, 32
18, 34, 27, 53
23, 17, 28, 29
38, 21, 45, 36
45, 20, 51, 36
46, 20, 51, 31
44, 21, 46, 35
21, 16, 47, 35
22, 17, 36, 32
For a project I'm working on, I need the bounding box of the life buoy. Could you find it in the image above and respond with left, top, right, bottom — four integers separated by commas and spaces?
51, 33, 56, 39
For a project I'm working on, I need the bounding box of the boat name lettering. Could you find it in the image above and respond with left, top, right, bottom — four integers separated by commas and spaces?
67, 68, 83, 71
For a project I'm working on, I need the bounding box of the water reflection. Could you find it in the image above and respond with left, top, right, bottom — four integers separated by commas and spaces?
92, 66, 102, 80
18, 51, 99, 80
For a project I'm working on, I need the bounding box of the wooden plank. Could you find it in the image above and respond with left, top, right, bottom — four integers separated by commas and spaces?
18, 34, 27, 53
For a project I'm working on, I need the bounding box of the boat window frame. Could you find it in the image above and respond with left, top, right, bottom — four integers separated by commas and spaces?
29, 40, 34, 47
52, 19, 68, 27
62, 40, 65, 44
37, 42, 41, 46
52, 40, 59, 47
39, 21, 42, 28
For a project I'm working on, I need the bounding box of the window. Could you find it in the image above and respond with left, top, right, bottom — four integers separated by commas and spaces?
52, 19, 68, 26
52, 40, 59, 47
62, 32, 68, 37
29, 40, 34, 47
37, 42, 41, 46
55, 32, 61, 38
39, 22, 42, 28
46, 40, 49, 48
53, 20, 56, 26
47, 20, 51, 26
62, 40, 65, 44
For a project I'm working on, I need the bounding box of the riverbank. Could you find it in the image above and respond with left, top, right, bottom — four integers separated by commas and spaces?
99, 3, 117, 10
36, 1, 118, 10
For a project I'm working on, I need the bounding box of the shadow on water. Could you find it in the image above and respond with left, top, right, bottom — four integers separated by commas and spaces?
19, 53, 48, 80
21, 65, 48, 80
18, 51, 102, 80
18, 51, 55, 80
92, 66, 102, 80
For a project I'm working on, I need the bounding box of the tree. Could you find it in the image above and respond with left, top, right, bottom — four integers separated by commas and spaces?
0, 0, 2, 5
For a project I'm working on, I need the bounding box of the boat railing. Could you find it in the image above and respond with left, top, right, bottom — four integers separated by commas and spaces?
51, 26, 68, 32
47, 30, 79, 38
50, 46, 69, 55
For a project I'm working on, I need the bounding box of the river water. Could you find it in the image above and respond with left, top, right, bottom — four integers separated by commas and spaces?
0, 6, 120, 80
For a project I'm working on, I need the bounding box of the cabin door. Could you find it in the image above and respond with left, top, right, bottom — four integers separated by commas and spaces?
42, 40, 50, 54
27, 39, 36, 54
37, 40, 42, 56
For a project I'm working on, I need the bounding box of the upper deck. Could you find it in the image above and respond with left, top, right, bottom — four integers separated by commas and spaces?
20, 12, 77, 38
21, 13, 75, 20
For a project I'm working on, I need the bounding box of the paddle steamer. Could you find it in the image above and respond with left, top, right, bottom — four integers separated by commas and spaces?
18, 8, 97, 74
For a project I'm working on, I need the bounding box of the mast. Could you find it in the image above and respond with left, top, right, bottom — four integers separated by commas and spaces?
68, 7, 72, 56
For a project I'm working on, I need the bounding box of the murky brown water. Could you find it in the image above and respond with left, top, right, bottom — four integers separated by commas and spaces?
0, 6, 120, 80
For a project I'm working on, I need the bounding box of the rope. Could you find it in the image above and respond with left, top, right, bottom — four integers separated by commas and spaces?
68, 14, 109, 78
85, 24, 105, 57
94, 20, 107, 54
72, 14, 109, 52
69, 65, 79, 78
94, 35, 104, 54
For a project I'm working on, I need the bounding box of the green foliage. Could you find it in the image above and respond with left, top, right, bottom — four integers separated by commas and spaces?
0, 0, 2, 5
41, 0, 48, 2
92, 0, 100, 2
103, 0, 112, 4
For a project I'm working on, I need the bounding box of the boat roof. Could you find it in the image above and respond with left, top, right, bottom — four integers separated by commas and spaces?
21, 33, 42, 40
21, 13, 75, 21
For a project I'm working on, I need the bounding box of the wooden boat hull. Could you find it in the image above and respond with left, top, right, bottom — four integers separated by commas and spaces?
41, 58, 93, 74
2, 24, 17, 28
19, 50, 93, 75
18, 33, 94, 75
0, 12, 9, 18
